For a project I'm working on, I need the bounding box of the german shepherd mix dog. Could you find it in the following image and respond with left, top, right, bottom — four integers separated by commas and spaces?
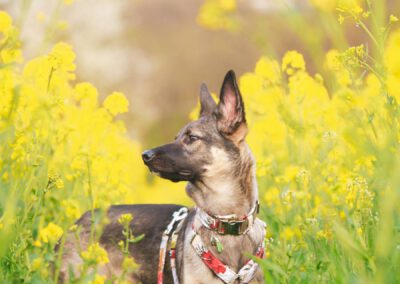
59, 71, 266, 283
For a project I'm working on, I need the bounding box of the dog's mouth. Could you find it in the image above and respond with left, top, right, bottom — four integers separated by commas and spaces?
178, 169, 192, 176
145, 163, 194, 182
148, 168, 161, 176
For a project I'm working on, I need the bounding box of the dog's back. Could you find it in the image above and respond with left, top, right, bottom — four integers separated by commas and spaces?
59, 204, 187, 283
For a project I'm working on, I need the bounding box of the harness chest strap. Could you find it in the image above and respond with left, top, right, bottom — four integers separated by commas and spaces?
188, 226, 266, 284
158, 206, 266, 284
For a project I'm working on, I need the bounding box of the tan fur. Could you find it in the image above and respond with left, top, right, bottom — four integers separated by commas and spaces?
59, 70, 266, 283
227, 123, 248, 145
182, 140, 265, 283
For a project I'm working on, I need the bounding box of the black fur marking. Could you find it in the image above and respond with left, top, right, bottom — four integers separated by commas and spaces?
95, 204, 187, 283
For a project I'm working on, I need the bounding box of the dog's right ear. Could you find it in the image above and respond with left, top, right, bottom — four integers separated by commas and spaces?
199, 83, 216, 117
215, 70, 247, 143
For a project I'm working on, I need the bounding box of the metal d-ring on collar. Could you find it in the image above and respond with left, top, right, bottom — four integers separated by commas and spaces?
197, 201, 260, 235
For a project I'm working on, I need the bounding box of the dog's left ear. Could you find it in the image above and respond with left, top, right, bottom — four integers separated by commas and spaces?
199, 83, 216, 117
216, 70, 247, 143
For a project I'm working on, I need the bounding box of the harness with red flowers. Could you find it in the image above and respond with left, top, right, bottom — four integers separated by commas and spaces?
157, 202, 266, 284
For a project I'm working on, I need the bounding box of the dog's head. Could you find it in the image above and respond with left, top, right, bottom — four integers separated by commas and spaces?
142, 70, 249, 184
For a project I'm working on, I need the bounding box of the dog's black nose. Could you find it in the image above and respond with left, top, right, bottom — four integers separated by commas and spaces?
142, 150, 155, 163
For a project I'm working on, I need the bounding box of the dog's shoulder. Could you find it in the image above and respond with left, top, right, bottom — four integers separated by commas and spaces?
103, 204, 191, 283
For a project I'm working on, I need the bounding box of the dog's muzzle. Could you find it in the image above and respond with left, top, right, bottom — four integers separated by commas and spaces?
142, 149, 156, 163
141, 147, 195, 182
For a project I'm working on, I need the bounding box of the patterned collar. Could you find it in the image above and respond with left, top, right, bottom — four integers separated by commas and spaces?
196, 201, 260, 235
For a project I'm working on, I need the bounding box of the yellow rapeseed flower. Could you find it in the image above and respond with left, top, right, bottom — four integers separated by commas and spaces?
55, 178, 64, 189
48, 42, 76, 72
89, 274, 105, 284
316, 229, 332, 240
284, 165, 300, 182
385, 29, 400, 78
31, 257, 43, 271
39, 222, 63, 244
264, 187, 280, 207
255, 57, 281, 84
197, 0, 238, 31
118, 213, 133, 227
337, 0, 363, 13
309, 0, 337, 12
282, 51, 306, 74
0, 11, 12, 32
103, 92, 129, 115
81, 243, 109, 265
63, 0, 74, 5
61, 199, 81, 220
219, 0, 236, 11
390, 14, 399, 23
282, 227, 299, 240
122, 256, 139, 272
1, 48, 23, 64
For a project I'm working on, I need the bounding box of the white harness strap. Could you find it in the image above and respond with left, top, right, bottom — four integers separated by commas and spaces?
157, 207, 188, 284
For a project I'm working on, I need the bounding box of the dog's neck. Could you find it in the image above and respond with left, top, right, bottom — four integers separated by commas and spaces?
186, 144, 258, 217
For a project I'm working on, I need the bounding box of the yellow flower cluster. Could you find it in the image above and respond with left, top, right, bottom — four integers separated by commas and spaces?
241, 46, 383, 225
197, 0, 238, 31
0, 10, 190, 282
118, 213, 133, 227
122, 256, 139, 272
235, 27, 400, 282
38, 222, 64, 245
81, 242, 109, 265
103, 92, 129, 116
89, 274, 106, 284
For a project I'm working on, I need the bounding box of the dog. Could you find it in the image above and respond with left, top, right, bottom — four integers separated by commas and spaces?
59, 70, 266, 283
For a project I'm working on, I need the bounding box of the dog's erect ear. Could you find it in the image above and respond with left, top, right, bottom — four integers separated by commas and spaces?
216, 70, 247, 141
199, 83, 216, 117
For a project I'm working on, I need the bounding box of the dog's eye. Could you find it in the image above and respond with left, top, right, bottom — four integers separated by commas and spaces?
188, 134, 200, 142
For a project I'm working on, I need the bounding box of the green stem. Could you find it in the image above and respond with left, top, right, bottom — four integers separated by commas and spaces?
86, 155, 95, 244
357, 20, 381, 51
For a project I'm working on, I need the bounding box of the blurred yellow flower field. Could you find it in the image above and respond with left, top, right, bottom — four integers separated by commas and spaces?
1, 0, 400, 283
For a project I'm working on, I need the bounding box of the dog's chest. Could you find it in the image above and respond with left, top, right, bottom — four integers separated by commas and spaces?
179, 218, 266, 283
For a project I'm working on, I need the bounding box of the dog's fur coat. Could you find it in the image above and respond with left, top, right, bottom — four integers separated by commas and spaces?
59, 70, 265, 283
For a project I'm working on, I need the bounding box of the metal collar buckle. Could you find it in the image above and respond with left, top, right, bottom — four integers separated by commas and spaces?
197, 200, 260, 236
217, 218, 249, 235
